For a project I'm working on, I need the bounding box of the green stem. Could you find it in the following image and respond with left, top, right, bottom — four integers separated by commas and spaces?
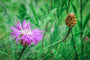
18, 46, 27, 60
42, 28, 72, 60
80, 0, 83, 59
46, 27, 72, 55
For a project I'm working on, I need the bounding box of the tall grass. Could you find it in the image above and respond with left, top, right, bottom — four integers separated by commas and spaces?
0, 0, 90, 60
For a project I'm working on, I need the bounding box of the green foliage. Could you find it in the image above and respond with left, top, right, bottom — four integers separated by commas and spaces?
83, 12, 90, 30
72, 3, 77, 15
0, 0, 90, 60
19, 4, 27, 20
42, 8, 57, 28
29, 2, 39, 27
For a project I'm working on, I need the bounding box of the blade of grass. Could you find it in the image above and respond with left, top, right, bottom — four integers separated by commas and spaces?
83, 12, 90, 30
72, 3, 77, 15
82, 0, 89, 9
19, 4, 26, 20
29, 2, 39, 27
71, 31, 79, 60
67, 0, 71, 14
80, 0, 84, 59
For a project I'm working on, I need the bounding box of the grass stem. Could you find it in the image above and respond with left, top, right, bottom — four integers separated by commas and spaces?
71, 31, 79, 60
80, 0, 84, 59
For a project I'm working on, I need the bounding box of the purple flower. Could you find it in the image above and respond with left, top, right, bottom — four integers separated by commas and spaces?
10, 20, 43, 46
85, 36, 89, 40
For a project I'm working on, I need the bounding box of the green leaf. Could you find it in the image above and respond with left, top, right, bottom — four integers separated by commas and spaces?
19, 4, 26, 20
70, 0, 74, 4
29, 2, 39, 27
77, 19, 81, 29
83, 0, 89, 9
42, 8, 57, 28
83, 12, 90, 30
0, 51, 8, 56
72, 3, 77, 15
49, 8, 57, 16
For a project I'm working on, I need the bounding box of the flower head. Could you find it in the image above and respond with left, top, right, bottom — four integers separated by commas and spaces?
10, 20, 43, 46
65, 12, 77, 27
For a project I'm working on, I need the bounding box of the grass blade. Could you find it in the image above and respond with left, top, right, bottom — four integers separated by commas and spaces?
83, 12, 90, 30
29, 2, 39, 27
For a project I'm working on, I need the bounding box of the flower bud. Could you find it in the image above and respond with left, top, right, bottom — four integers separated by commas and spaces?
65, 12, 77, 27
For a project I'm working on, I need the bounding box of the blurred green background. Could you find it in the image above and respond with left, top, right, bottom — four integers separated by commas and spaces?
0, 0, 90, 60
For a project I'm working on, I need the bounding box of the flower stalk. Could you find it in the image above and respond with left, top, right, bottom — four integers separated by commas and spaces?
18, 46, 27, 60
47, 27, 72, 54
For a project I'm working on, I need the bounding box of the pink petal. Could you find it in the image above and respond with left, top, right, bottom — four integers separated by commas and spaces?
22, 20, 27, 29
10, 27, 17, 31
18, 20, 22, 29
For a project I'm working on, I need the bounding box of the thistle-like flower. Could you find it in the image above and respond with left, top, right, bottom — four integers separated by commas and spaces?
65, 12, 77, 27
10, 20, 43, 46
